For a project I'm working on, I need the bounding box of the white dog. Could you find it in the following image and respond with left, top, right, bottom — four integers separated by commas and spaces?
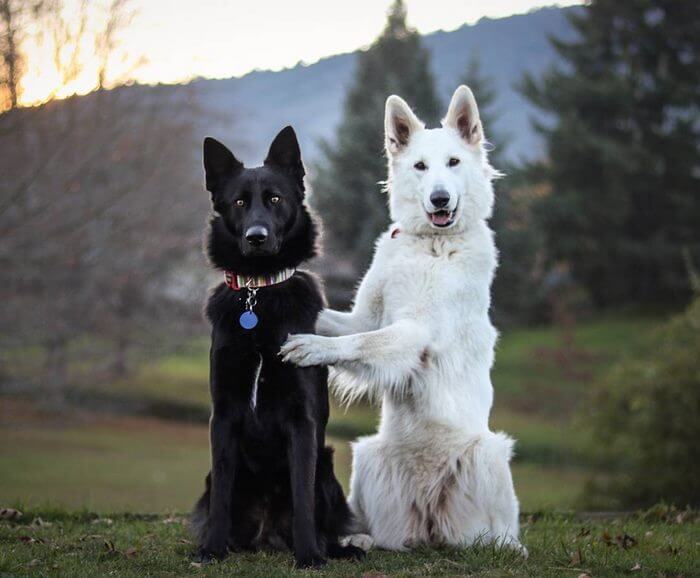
281, 86, 523, 553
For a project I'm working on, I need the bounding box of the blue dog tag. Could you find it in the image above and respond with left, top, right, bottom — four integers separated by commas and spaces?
239, 311, 258, 330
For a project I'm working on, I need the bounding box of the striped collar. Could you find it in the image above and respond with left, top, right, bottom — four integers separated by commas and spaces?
224, 268, 296, 291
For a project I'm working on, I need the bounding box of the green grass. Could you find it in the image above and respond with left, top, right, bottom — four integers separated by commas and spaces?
492, 315, 660, 413
0, 314, 665, 516
1, 507, 697, 577
0, 406, 583, 512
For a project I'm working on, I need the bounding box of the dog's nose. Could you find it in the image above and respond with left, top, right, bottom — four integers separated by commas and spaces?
245, 225, 268, 246
430, 189, 450, 209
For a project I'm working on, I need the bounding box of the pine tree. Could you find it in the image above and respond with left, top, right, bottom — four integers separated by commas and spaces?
312, 0, 441, 270
520, 0, 700, 307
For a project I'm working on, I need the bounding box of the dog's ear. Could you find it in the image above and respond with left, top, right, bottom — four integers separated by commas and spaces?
385, 95, 424, 156
203, 137, 243, 194
443, 85, 483, 145
264, 126, 305, 186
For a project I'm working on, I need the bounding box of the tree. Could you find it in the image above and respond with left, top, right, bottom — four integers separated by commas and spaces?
312, 0, 441, 271
0, 0, 45, 110
0, 0, 206, 400
520, 0, 700, 308
462, 55, 544, 325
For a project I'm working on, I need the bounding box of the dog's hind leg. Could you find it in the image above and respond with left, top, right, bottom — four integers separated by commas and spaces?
347, 435, 413, 551
457, 432, 525, 555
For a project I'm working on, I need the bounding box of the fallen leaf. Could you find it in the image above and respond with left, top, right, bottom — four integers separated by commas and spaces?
0, 508, 23, 521
644, 531, 653, 538
19, 535, 44, 544
570, 545, 584, 566
577, 573, 593, 578
601, 530, 613, 546
91, 517, 114, 526
190, 562, 203, 568
26, 559, 40, 567
125, 546, 137, 557
616, 533, 637, 550
103, 539, 117, 553
630, 562, 642, 571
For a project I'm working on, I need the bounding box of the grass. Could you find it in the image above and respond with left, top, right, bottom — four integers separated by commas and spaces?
1, 507, 697, 577
0, 400, 583, 512
1, 314, 665, 514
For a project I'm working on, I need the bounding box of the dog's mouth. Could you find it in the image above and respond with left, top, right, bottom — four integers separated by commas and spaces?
427, 207, 457, 228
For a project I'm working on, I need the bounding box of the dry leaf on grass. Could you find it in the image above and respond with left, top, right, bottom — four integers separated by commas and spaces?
0, 508, 23, 521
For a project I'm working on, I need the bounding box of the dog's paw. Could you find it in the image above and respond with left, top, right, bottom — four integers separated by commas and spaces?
339, 533, 374, 552
280, 334, 334, 367
192, 547, 225, 565
510, 541, 529, 559
294, 553, 327, 569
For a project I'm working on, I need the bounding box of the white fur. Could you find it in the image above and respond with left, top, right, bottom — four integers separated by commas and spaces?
280, 86, 523, 554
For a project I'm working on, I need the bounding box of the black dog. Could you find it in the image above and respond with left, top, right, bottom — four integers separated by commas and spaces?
191, 126, 363, 568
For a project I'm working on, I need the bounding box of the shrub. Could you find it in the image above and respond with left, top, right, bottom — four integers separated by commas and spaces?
583, 297, 700, 509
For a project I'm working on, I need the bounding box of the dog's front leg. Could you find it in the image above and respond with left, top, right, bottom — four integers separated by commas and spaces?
281, 318, 430, 394
316, 309, 373, 337
287, 406, 325, 569
198, 346, 250, 561
201, 404, 239, 560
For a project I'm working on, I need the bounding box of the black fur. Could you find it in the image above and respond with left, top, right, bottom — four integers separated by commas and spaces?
192, 127, 363, 569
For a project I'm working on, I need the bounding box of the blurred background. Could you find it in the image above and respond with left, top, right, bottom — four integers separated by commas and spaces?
1, 0, 698, 514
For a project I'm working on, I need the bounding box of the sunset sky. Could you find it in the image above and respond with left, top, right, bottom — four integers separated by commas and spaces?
20, 0, 582, 106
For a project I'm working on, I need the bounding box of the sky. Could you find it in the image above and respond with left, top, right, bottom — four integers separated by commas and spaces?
20, 0, 583, 106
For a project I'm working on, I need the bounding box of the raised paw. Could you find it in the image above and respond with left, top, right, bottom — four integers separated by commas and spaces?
280, 334, 335, 367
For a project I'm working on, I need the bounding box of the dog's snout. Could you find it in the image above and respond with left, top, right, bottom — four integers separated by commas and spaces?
245, 225, 269, 246
430, 189, 451, 209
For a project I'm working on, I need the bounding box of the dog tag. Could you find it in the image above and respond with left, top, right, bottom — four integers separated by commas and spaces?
239, 311, 258, 330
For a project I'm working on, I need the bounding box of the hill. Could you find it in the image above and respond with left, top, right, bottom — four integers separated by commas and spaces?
190, 6, 578, 167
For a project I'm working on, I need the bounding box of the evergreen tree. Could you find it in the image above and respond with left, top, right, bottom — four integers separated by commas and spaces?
312, 0, 441, 270
521, 0, 700, 307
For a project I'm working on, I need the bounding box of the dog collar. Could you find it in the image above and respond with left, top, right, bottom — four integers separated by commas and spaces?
224, 268, 296, 330
224, 268, 296, 291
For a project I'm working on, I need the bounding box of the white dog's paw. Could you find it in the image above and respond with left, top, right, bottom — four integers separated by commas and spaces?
339, 533, 374, 552
503, 539, 528, 559
280, 334, 334, 367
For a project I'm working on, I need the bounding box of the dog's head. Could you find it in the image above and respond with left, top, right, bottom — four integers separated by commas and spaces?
384, 85, 499, 235
203, 126, 317, 272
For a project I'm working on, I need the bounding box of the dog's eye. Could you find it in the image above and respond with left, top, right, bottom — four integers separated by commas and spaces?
414, 161, 427, 171
448, 158, 460, 167
235, 199, 245, 207
269, 196, 280, 204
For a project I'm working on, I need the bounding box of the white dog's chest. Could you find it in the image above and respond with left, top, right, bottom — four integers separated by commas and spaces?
378, 237, 492, 328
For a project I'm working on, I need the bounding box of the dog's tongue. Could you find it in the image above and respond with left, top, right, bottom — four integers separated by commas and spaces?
430, 211, 452, 226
